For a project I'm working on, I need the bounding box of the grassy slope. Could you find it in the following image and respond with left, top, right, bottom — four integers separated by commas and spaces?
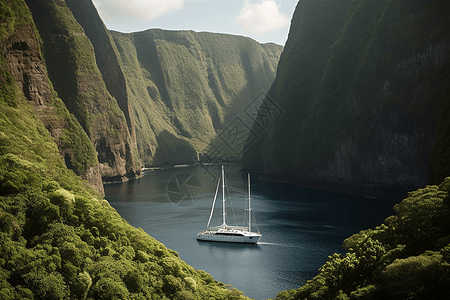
24, 0, 99, 134
111, 29, 282, 166
0, 2, 248, 299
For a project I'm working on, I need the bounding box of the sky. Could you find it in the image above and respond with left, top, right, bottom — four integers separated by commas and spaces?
91, 0, 299, 46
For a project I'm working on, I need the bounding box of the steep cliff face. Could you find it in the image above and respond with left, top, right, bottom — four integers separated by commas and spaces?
243, 0, 450, 195
64, 0, 136, 150
110, 29, 283, 166
25, 0, 140, 182
0, 2, 104, 195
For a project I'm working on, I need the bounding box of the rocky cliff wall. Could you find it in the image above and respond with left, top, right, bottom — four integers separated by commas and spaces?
0, 11, 104, 195
243, 0, 450, 196
25, 0, 140, 183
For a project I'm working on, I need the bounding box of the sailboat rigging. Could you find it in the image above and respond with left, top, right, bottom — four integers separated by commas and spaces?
197, 166, 261, 243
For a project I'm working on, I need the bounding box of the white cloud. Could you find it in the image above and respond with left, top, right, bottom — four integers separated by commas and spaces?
236, 0, 290, 34
93, 0, 184, 22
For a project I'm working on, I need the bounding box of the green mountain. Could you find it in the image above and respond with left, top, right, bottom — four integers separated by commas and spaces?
109, 29, 282, 166
24, 0, 282, 182
1, 0, 283, 298
242, 0, 450, 196
0, 1, 250, 299
7, 0, 450, 299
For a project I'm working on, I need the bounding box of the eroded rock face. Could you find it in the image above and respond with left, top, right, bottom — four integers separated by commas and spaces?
3, 28, 50, 107
1, 24, 105, 196
21, 0, 281, 175
72, 70, 140, 183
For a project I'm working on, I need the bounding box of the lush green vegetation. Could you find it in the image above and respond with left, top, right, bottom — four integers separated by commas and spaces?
275, 179, 450, 299
25, 0, 104, 136
1, 0, 98, 176
242, 1, 450, 297
52, 95, 98, 174
0, 46, 249, 300
1, 2, 248, 299
5, 1, 450, 299
0, 0, 34, 40
0, 0, 34, 108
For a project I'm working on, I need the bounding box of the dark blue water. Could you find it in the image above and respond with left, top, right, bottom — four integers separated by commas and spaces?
104, 164, 399, 300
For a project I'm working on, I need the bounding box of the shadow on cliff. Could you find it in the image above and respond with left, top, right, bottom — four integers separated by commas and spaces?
153, 130, 198, 166
198, 62, 280, 170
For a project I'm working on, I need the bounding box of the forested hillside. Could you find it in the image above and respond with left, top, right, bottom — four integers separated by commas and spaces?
4, 0, 450, 299
243, 0, 450, 196
0, 1, 249, 299
36, 0, 283, 169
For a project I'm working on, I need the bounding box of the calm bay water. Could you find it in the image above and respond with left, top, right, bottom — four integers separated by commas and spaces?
104, 164, 399, 300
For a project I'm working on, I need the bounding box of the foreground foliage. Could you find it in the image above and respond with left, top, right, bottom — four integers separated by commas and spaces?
275, 180, 450, 300
0, 88, 248, 300
0, 84, 248, 300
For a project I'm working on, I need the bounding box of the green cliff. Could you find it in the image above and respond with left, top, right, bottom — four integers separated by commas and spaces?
3, 0, 450, 299
0, 1, 249, 299
110, 29, 282, 166
243, 0, 450, 196
1, 0, 103, 194
25, 0, 141, 184
25, 0, 282, 172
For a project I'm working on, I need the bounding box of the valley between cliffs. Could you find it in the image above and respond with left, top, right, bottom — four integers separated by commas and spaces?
109, 29, 282, 166
24, 0, 283, 188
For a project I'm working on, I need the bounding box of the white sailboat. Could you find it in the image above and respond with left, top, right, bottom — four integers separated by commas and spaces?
197, 165, 261, 243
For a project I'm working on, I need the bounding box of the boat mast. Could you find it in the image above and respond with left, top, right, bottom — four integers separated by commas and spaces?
248, 173, 251, 232
222, 165, 226, 229
206, 175, 221, 229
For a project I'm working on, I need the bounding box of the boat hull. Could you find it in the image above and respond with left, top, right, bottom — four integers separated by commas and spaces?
196, 232, 261, 244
